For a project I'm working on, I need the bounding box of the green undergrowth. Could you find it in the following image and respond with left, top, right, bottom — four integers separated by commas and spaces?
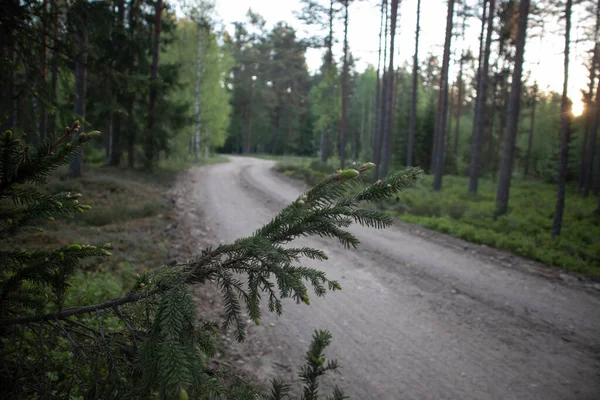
274, 160, 600, 278
2, 156, 228, 307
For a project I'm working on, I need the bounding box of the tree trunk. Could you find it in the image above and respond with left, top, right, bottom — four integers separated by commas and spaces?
586, 74, 600, 196
472, 0, 488, 131
194, 22, 203, 160
38, 0, 48, 141
245, 78, 254, 154
495, 0, 530, 215
446, 79, 454, 154
319, 0, 335, 161
407, 0, 421, 167
105, 109, 113, 160
374, 0, 389, 180
47, 0, 60, 136
373, 0, 385, 161
68, 15, 88, 178
360, 90, 367, 159
469, 0, 495, 193
320, 128, 329, 162
552, 0, 572, 237
110, 114, 122, 166
432, 0, 455, 191
145, 0, 163, 167
340, 1, 349, 169
523, 83, 537, 177
453, 53, 464, 154
580, 50, 596, 190
379, 0, 399, 179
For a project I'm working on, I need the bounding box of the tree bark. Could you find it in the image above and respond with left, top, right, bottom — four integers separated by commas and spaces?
469, 0, 495, 193
46, 0, 59, 136
68, 11, 88, 178
245, 78, 254, 154
407, 0, 421, 167
523, 83, 537, 177
109, 114, 122, 166
145, 0, 163, 167
38, 0, 48, 141
551, 0, 572, 237
432, 0, 455, 191
580, 49, 596, 190
585, 57, 600, 197
374, 0, 388, 180
373, 0, 384, 161
495, 0, 530, 214
584, 7, 600, 195
319, 0, 335, 161
194, 22, 203, 159
379, 0, 399, 179
340, 1, 349, 169
453, 52, 465, 154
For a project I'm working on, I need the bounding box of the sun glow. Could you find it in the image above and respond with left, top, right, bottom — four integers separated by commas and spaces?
572, 99, 585, 117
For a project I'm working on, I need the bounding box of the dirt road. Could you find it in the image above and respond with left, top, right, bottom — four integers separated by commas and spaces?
177, 156, 600, 399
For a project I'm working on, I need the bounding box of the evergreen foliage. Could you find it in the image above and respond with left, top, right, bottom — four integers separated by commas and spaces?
0, 127, 422, 398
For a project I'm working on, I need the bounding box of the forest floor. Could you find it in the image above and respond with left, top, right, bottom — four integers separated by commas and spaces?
173, 155, 600, 399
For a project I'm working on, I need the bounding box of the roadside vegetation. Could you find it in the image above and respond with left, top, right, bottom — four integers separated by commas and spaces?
274, 159, 600, 278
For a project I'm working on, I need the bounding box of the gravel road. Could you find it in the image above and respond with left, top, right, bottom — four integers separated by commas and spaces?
179, 156, 600, 400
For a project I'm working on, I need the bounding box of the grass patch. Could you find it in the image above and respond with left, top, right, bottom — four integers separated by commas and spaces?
274, 161, 600, 278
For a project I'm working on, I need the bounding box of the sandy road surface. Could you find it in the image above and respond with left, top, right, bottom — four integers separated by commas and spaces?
178, 156, 600, 399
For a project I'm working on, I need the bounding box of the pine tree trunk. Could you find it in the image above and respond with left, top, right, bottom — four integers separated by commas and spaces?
472, 0, 488, 133
524, 83, 537, 177
194, 22, 203, 160
552, 0, 572, 237
340, 1, 349, 169
584, 54, 600, 197
105, 109, 113, 160
379, 0, 399, 179
584, 7, 600, 195
446, 80, 454, 160
68, 15, 88, 178
110, 114, 122, 166
453, 54, 464, 154
246, 78, 254, 154
580, 52, 596, 190
47, 0, 59, 136
407, 0, 421, 167
320, 0, 335, 161
469, 0, 493, 193
432, 0, 455, 191
360, 91, 368, 159
321, 128, 329, 162
38, 0, 48, 141
496, 0, 530, 214
145, 0, 163, 167
373, 0, 385, 162
0, 0, 17, 133
374, 0, 389, 180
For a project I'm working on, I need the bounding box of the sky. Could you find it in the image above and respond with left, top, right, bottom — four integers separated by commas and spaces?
175, 0, 592, 115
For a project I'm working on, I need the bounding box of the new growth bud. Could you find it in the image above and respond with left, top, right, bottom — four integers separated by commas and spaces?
338, 169, 360, 180
361, 162, 376, 171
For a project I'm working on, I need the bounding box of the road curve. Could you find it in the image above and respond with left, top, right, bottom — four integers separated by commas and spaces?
186, 156, 600, 400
